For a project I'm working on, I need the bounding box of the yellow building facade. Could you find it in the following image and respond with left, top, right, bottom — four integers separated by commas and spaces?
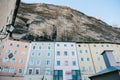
76, 42, 120, 80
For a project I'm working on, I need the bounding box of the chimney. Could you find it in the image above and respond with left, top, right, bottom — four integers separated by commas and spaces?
101, 50, 118, 68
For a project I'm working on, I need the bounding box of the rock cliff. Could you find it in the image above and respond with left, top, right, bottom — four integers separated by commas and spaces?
12, 3, 120, 42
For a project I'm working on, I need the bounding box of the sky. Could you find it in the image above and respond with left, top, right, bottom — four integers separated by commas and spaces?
21, 0, 120, 28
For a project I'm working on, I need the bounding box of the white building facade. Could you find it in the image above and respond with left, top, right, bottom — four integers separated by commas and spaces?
54, 42, 81, 80
24, 42, 55, 80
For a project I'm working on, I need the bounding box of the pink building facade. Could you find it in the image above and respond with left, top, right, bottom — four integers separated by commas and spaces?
0, 39, 30, 80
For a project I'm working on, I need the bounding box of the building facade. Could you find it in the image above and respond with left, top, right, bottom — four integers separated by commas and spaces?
24, 42, 55, 80
54, 42, 81, 80
0, 39, 30, 80
0, 39, 120, 80
76, 42, 120, 80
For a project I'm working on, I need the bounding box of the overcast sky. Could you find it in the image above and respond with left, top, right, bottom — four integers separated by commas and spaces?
21, 0, 120, 28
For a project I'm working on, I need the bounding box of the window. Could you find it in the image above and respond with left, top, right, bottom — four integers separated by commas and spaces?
97, 57, 101, 61
35, 68, 40, 74
106, 45, 109, 47
9, 67, 14, 73
101, 45, 104, 47
16, 44, 20, 47
83, 75, 88, 80
81, 66, 86, 71
78, 45, 81, 47
18, 68, 22, 74
31, 52, 35, 57
96, 51, 98, 54
6, 49, 10, 54
80, 50, 82, 54
84, 45, 86, 47
72, 61, 76, 66
88, 66, 93, 71
48, 53, 51, 57
87, 58, 90, 61
0, 66, 2, 72
2, 57, 8, 62
64, 51, 68, 56
19, 59, 24, 64
81, 58, 84, 62
71, 44, 74, 47
24, 45, 28, 48
36, 60, 40, 66
33, 46, 35, 49
11, 58, 16, 63
64, 44, 67, 47
37, 52, 41, 56
21, 51, 26, 55
72, 51, 75, 56
45, 68, 50, 75
57, 44, 60, 47
48, 46, 50, 49
94, 44, 96, 47
14, 50, 18, 54
9, 43, 13, 46
64, 61, 68, 66
39, 46, 41, 49
85, 50, 88, 53
57, 61, 60, 66
29, 59, 34, 65
3, 66, 8, 72
46, 60, 50, 65
99, 66, 103, 71
28, 69, 33, 75
57, 51, 60, 56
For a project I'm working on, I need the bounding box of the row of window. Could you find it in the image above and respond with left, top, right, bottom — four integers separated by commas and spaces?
79, 50, 89, 54
78, 44, 110, 47
2, 58, 24, 64
0, 66, 23, 74
31, 52, 51, 57
56, 51, 75, 56
9, 43, 28, 48
56, 44, 74, 47
28, 68, 51, 75
29, 59, 51, 66
32, 46, 51, 50
80, 57, 101, 62
80, 66, 103, 72
56, 60, 77, 66
6, 49, 26, 55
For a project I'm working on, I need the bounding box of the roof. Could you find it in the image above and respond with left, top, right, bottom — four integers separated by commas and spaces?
89, 66, 120, 78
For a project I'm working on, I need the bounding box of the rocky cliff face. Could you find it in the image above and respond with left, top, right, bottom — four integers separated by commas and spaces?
13, 3, 120, 42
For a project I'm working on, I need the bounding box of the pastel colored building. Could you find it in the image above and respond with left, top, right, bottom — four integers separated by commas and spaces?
24, 42, 55, 80
54, 42, 81, 80
0, 39, 30, 80
76, 42, 120, 80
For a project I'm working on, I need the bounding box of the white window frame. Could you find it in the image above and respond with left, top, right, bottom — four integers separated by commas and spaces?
19, 59, 24, 64
2, 66, 9, 72
45, 68, 51, 75
9, 67, 15, 73
47, 52, 51, 57
36, 60, 40, 66
29, 59, 34, 65
46, 59, 51, 66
